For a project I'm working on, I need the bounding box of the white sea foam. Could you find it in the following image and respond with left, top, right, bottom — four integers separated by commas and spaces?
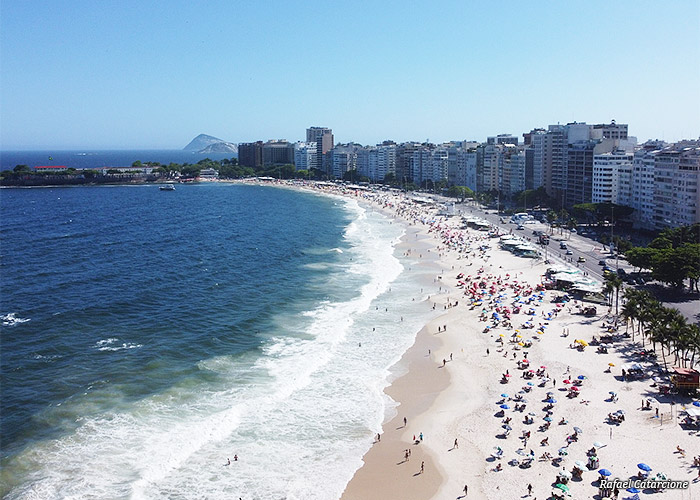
94, 338, 143, 351
3, 196, 442, 500
2, 312, 31, 326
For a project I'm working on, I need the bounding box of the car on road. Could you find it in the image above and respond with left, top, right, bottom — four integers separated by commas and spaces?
603, 265, 615, 273
617, 268, 627, 276
598, 260, 607, 266
517, 225, 525, 230
559, 242, 567, 249
565, 249, 573, 255
577, 256, 586, 263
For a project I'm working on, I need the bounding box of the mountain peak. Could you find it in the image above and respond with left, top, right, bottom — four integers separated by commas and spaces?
183, 134, 225, 151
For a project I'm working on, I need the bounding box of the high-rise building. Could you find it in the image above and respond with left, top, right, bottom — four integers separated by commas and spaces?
631, 141, 665, 228
653, 141, 700, 229
592, 150, 634, 204
261, 140, 295, 166
238, 141, 263, 169
294, 142, 317, 171
328, 143, 359, 179
306, 127, 334, 172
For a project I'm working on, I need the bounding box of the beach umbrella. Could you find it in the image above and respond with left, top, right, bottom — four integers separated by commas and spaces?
575, 460, 587, 468
693, 401, 700, 407
593, 442, 605, 448
637, 463, 652, 472
540, 365, 547, 369
598, 469, 612, 476
570, 386, 580, 392
626, 487, 641, 493
543, 416, 552, 422
522, 359, 529, 363
558, 470, 572, 479
500, 404, 510, 409
558, 447, 568, 456
609, 391, 617, 395
501, 393, 509, 398
504, 373, 511, 377
528, 412, 536, 416
563, 379, 571, 384
546, 398, 557, 404
527, 382, 534, 386
554, 483, 570, 493
573, 426, 583, 434
608, 362, 615, 366
578, 375, 586, 380
503, 424, 512, 431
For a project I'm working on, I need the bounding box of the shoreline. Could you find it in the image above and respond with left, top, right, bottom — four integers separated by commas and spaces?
289, 181, 700, 500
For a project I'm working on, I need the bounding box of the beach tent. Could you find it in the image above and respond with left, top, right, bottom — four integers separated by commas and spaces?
671, 367, 700, 390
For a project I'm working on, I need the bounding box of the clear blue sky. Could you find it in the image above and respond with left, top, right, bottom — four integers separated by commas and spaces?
2, 0, 699, 150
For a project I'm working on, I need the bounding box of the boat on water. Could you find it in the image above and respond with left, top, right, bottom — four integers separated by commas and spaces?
159, 183, 176, 191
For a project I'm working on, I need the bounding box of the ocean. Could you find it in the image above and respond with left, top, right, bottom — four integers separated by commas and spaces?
0, 183, 441, 499
0, 150, 236, 171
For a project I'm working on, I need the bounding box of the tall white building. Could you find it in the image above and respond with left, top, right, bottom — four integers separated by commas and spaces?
592, 150, 633, 204
447, 147, 477, 191
631, 145, 661, 228
329, 144, 358, 179
294, 142, 317, 171
653, 142, 700, 229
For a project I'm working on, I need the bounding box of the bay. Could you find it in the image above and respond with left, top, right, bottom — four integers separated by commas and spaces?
0, 183, 438, 499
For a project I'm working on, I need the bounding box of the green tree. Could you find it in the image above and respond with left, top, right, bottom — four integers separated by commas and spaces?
447, 185, 474, 203
603, 273, 624, 315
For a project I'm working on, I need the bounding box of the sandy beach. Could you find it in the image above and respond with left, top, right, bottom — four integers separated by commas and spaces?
344, 186, 700, 500
242, 179, 700, 500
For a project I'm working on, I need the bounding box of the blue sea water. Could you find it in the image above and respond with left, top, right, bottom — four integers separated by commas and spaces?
0, 183, 440, 499
0, 150, 236, 171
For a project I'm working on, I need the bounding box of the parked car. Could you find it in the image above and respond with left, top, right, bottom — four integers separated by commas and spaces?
617, 268, 627, 276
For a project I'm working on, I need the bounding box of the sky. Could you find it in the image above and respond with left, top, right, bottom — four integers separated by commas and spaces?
1, 0, 699, 150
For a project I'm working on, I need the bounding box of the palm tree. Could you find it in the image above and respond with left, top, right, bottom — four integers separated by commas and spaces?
603, 273, 624, 316
620, 288, 640, 337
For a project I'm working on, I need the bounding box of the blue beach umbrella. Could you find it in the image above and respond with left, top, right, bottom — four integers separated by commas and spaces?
637, 463, 652, 472
546, 398, 557, 404
501, 393, 509, 398
578, 375, 586, 380
527, 382, 534, 386
626, 487, 641, 493
693, 401, 700, 407
500, 404, 510, 409
598, 469, 612, 476
543, 416, 552, 422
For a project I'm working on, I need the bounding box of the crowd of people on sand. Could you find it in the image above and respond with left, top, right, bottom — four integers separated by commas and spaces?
264, 181, 700, 499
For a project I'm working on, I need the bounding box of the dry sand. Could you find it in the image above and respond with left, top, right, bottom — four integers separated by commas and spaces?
240, 179, 699, 500
336, 187, 699, 500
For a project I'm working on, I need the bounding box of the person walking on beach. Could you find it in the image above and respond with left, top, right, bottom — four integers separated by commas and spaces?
527, 483, 532, 496
463, 484, 468, 496
420, 461, 424, 474
403, 416, 407, 427
454, 438, 459, 449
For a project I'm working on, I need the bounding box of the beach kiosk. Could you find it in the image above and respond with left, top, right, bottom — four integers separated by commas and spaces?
671, 367, 700, 391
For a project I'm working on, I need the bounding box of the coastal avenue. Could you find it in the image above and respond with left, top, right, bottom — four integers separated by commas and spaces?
429, 196, 699, 324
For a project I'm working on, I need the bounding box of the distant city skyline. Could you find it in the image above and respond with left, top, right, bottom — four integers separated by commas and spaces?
1, 1, 698, 150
